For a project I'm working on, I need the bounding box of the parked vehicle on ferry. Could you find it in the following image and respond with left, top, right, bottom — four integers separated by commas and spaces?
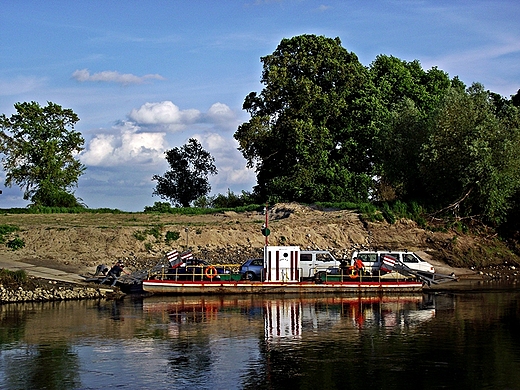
299, 250, 340, 279
239, 258, 264, 281
351, 251, 435, 274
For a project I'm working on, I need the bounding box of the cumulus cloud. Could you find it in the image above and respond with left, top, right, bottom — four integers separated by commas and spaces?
80, 121, 167, 167
129, 101, 201, 129
72, 69, 165, 85
206, 102, 236, 123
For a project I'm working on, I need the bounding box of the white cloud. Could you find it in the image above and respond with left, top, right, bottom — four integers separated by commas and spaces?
77, 100, 255, 209
80, 121, 167, 167
72, 69, 165, 85
206, 102, 235, 122
129, 101, 201, 130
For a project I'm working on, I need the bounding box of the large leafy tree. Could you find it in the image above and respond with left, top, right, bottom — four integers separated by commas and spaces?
420, 83, 520, 223
234, 34, 377, 203
0, 101, 85, 207
369, 55, 452, 201
152, 138, 217, 207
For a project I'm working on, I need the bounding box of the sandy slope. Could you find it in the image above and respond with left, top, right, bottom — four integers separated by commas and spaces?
0, 203, 514, 277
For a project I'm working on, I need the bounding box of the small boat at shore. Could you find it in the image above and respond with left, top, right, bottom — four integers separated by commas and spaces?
142, 245, 432, 295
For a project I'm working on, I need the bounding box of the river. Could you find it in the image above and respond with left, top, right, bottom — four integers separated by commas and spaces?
1, 285, 519, 389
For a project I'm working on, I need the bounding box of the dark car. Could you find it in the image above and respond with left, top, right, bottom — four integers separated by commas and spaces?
167, 258, 229, 281
239, 258, 264, 281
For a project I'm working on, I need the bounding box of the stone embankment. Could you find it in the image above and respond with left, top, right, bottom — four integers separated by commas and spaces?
0, 284, 115, 303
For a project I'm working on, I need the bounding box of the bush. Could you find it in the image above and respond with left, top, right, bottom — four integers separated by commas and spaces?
0, 269, 28, 284
6, 237, 25, 250
165, 231, 180, 243
31, 186, 84, 208
144, 201, 175, 213
0, 224, 19, 244
382, 203, 396, 224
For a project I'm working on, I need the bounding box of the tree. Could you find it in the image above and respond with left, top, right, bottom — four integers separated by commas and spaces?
420, 83, 520, 223
234, 34, 376, 203
0, 101, 85, 207
368, 56, 452, 202
152, 138, 217, 207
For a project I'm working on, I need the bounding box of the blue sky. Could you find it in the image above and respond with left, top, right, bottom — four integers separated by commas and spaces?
1, 0, 519, 211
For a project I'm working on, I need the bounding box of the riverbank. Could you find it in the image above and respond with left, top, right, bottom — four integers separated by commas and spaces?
1, 203, 519, 302
0, 282, 116, 303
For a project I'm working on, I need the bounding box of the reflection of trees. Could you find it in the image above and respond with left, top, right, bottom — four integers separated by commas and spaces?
0, 306, 27, 344
4, 343, 80, 389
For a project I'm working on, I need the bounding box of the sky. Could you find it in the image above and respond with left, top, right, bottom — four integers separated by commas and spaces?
1, 0, 519, 211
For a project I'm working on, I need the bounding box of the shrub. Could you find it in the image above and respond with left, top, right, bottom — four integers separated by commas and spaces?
0, 269, 28, 284
0, 224, 19, 244
165, 230, 180, 243
6, 237, 25, 250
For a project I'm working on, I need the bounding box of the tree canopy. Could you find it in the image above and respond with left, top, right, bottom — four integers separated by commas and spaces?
0, 101, 85, 207
152, 138, 217, 207
234, 34, 520, 225
235, 34, 375, 203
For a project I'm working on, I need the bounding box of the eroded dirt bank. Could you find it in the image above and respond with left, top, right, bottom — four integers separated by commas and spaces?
1, 203, 519, 279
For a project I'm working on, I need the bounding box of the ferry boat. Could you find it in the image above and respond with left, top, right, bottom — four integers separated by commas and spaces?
142, 246, 426, 295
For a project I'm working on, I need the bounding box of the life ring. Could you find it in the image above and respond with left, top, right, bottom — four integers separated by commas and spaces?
349, 266, 359, 279
205, 266, 218, 279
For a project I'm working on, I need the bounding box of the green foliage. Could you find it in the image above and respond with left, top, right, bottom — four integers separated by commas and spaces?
0, 101, 86, 206
0, 268, 28, 284
358, 202, 384, 222
31, 184, 84, 208
0, 224, 19, 244
210, 190, 259, 208
133, 230, 147, 241
143, 201, 175, 213
381, 203, 396, 224
152, 138, 217, 207
133, 225, 163, 242
0, 207, 124, 214
235, 34, 377, 203
420, 84, 520, 223
6, 237, 25, 250
0, 224, 24, 251
314, 201, 359, 210
165, 230, 180, 243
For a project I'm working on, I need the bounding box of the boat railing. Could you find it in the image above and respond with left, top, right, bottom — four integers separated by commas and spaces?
147, 264, 241, 281
314, 268, 410, 283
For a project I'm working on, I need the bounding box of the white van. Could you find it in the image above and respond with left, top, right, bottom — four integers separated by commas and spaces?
351, 251, 435, 274
299, 250, 340, 279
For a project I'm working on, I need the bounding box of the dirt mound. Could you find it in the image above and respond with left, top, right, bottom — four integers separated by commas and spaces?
1, 204, 518, 276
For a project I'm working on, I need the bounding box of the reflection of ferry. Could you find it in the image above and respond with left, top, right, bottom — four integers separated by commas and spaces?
143, 246, 424, 295
142, 295, 435, 341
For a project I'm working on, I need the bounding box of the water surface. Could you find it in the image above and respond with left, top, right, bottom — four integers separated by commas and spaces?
1, 289, 519, 389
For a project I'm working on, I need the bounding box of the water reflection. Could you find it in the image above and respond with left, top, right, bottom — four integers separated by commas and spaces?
0, 291, 519, 389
